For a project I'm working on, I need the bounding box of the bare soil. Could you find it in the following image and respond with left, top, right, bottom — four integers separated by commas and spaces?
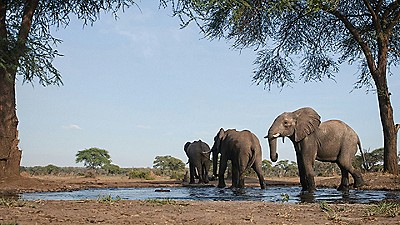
1, 172, 399, 224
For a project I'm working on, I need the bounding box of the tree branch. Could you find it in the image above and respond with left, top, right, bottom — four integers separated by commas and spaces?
0, 0, 7, 39
18, 0, 39, 43
362, 0, 385, 39
329, 9, 377, 74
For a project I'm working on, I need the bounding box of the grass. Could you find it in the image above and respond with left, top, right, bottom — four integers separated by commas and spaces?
366, 201, 400, 217
319, 201, 342, 221
0, 198, 27, 208
143, 198, 190, 206
0, 222, 18, 225
97, 194, 121, 204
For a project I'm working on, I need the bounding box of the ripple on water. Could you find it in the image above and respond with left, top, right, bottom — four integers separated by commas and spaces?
19, 186, 400, 203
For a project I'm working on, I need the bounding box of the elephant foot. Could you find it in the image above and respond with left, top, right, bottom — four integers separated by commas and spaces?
233, 188, 245, 195
353, 178, 365, 188
217, 183, 226, 188
301, 187, 315, 193
337, 184, 349, 192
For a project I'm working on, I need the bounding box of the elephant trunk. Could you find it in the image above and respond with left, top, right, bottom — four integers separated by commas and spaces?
211, 146, 218, 177
267, 136, 279, 162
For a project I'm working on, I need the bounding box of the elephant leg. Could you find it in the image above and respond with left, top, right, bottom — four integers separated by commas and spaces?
337, 165, 350, 191
217, 157, 228, 188
202, 163, 209, 184
231, 161, 240, 188
350, 169, 364, 188
296, 152, 307, 191
194, 162, 204, 184
302, 156, 316, 192
337, 158, 365, 189
252, 162, 266, 189
189, 162, 195, 184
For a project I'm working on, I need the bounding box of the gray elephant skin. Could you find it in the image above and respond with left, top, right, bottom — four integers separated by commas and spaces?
266, 107, 364, 192
184, 140, 211, 184
211, 128, 266, 189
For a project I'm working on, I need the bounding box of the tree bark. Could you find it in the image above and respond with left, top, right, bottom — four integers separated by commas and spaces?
374, 72, 398, 175
0, 69, 21, 178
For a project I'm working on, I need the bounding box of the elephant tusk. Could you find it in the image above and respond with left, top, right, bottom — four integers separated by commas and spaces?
272, 133, 280, 138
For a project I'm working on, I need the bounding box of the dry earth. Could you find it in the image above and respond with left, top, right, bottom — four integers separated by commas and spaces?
0, 172, 399, 224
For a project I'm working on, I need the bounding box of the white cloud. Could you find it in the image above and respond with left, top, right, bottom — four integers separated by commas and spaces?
136, 124, 151, 129
62, 124, 82, 130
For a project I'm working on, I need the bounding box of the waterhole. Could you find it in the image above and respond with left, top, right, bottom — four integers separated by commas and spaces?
20, 186, 399, 203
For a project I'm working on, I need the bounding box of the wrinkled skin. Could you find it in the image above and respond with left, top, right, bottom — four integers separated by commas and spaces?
211, 128, 266, 189
184, 140, 211, 184
266, 107, 364, 192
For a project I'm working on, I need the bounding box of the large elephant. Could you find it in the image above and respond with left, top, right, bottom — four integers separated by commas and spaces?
266, 107, 364, 192
211, 128, 266, 189
184, 140, 211, 184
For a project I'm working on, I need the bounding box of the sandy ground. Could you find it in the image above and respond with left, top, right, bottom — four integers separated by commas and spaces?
0, 172, 399, 224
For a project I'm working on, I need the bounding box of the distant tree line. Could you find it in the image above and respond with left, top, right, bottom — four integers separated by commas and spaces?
20, 147, 397, 180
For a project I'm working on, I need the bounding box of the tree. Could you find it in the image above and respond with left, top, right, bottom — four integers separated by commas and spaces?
75, 147, 111, 169
0, 1, 136, 178
354, 147, 384, 171
166, 0, 400, 174
153, 155, 185, 175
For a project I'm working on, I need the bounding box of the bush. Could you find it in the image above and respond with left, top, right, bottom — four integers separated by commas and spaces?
128, 169, 154, 180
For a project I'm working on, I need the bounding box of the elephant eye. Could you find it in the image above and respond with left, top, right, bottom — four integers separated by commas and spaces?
283, 120, 289, 126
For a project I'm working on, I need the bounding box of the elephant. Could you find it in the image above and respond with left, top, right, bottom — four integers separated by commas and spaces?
265, 107, 365, 192
184, 140, 211, 184
211, 128, 266, 189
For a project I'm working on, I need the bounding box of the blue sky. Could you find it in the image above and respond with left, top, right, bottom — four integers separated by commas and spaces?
17, 1, 399, 168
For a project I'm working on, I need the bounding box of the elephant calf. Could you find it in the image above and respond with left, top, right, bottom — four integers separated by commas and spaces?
211, 128, 266, 190
266, 107, 365, 192
184, 140, 211, 184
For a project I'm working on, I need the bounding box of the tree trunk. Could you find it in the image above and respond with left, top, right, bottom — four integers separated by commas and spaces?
0, 70, 21, 178
374, 71, 398, 175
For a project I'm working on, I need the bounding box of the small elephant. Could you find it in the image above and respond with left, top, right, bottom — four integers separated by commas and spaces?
211, 128, 266, 189
266, 107, 365, 192
184, 140, 211, 184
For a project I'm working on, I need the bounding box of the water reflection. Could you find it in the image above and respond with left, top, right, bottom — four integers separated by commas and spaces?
19, 186, 399, 204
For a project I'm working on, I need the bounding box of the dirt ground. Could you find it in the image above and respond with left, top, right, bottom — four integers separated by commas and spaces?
0, 172, 399, 224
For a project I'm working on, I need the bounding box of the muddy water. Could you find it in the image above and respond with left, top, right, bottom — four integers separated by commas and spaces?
21, 186, 399, 203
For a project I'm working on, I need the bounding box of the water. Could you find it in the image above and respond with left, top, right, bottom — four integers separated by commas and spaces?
20, 186, 400, 203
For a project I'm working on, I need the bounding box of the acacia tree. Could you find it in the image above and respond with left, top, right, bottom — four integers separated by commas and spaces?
75, 147, 111, 169
0, 1, 136, 178
166, 0, 399, 174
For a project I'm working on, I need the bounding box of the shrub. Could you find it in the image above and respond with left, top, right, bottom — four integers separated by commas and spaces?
128, 169, 154, 180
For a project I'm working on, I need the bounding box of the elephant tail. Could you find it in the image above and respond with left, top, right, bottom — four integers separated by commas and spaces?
241, 147, 257, 176
357, 138, 368, 171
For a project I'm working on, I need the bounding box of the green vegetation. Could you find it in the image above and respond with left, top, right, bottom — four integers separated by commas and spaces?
0, 222, 18, 225
280, 193, 289, 202
76, 147, 112, 169
143, 199, 189, 206
97, 194, 122, 204
128, 168, 154, 180
0, 198, 27, 208
153, 155, 186, 179
164, 0, 400, 175
319, 201, 342, 221
367, 201, 400, 217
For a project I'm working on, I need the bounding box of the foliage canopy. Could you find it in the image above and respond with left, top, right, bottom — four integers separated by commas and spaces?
166, 0, 400, 89
1, 0, 136, 87
75, 147, 112, 169
164, 0, 400, 174
153, 155, 185, 172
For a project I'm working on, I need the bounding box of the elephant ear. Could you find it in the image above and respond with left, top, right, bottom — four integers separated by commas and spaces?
293, 107, 321, 142
216, 128, 225, 151
184, 142, 191, 154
